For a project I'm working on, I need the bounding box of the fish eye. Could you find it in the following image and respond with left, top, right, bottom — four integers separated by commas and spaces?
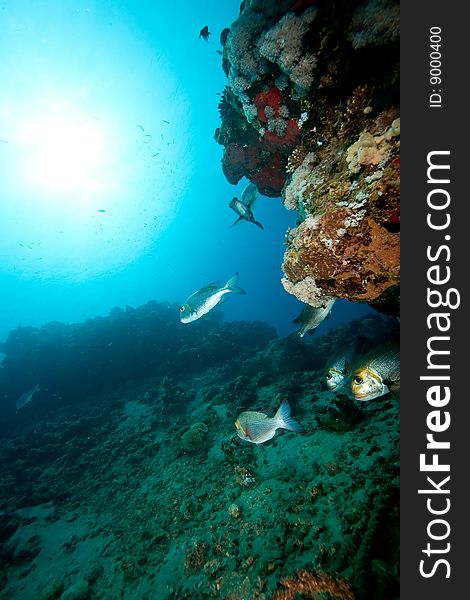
354, 375, 363, 384
179, 306, 185, 312
326, 373, 332, 380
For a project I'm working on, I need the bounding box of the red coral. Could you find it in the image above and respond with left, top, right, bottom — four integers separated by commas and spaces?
263, 119, 301, 151
252, 153, 286, 197
222, 143, 246, 184
383, 205, 400, 224
222, 143, 262, 185
244, 145, 261, 170
220, 107, 300, 196
254, 86, 283, 123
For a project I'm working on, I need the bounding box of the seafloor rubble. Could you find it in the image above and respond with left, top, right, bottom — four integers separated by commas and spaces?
216, 0, 400, 313
0, 305, 399, 599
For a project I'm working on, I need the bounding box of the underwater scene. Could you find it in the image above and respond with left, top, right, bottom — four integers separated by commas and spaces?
0, 1, 400, 599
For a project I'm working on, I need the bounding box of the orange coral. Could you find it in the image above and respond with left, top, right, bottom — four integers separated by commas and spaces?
272, 570, 355, 600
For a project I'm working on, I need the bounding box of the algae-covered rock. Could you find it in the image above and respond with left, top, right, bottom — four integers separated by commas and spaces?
37, 578, 64, 600
181, 423, 209, 454
60, 579, 90, 600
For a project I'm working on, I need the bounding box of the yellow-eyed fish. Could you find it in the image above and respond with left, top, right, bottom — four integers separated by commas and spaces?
234, 399, 305, 444
293, 298, 336, 338
325, 344, 356, 391
180, 272, 246, 323
351, 343, 400, 401
229, 182, 264, 230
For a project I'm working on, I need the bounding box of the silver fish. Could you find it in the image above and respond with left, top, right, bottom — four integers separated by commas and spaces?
16, 384, 40, 410
234, 399, 305, 444
180, 272, 246, 323
351, 343, 400, 401
229, 182, 263, 229
293, 298, 336, 338
325, 344, 356, 391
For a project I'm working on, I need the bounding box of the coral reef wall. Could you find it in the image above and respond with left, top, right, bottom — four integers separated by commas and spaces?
216, 0, 400, 313
0, 303, 276, 430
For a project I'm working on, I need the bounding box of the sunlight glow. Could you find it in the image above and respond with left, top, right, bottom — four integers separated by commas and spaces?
0, 2, 192, 281
20, 115, 105, 191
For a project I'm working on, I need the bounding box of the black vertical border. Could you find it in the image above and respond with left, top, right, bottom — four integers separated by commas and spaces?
401, 2, 468, 598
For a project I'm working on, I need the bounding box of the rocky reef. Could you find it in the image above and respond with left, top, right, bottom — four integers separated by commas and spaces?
0, 301, 275, 429
0, 309, 399, 599
216, 0, 400, 313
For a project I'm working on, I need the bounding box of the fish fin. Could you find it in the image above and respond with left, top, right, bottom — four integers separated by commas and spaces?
231, 217, 243, 227
292, 309, 304, 324
225, 272, 246, 295
241, 182, 258, 207
275, 399, 305, 435
253, 220, 264, 230
194, 283, 220, 296
275, 399, 292, 419
282, 416, 306, 435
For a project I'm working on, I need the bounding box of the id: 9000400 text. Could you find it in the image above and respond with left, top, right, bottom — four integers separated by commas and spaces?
429, 26, 443, 108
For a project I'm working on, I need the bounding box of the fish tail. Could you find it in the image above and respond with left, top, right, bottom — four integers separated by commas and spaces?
225, 272, 246, 295
275, 399, 305, 435
254, 220, 264, 230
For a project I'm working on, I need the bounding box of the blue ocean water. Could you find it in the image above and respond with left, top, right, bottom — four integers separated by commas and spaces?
0, 0, 372, 344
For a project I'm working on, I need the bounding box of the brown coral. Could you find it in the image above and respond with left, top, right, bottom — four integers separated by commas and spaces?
272, 569, 355, 600
281, 108, 400, 308
282, 211, 399, 303
286, 146, 308, 174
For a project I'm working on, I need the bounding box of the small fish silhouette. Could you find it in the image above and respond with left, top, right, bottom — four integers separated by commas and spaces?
199, 26, 210, 41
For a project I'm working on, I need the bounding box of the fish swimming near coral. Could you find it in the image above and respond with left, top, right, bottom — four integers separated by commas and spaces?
234, 399, 305, 444
16, 384, 40, 410
325, 344, 356, 391
351, 343, 400, 401
229, 182, 263, 229
293, 298, 336, 338
199, 26, 210, 41
180, 272, 246, 323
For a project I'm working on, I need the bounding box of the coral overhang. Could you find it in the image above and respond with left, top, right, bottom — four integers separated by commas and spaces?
216, 0, 400, 311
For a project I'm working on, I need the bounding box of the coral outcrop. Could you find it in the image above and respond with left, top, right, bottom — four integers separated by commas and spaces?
216, 0, 400, 312
272, 569, 355, 600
